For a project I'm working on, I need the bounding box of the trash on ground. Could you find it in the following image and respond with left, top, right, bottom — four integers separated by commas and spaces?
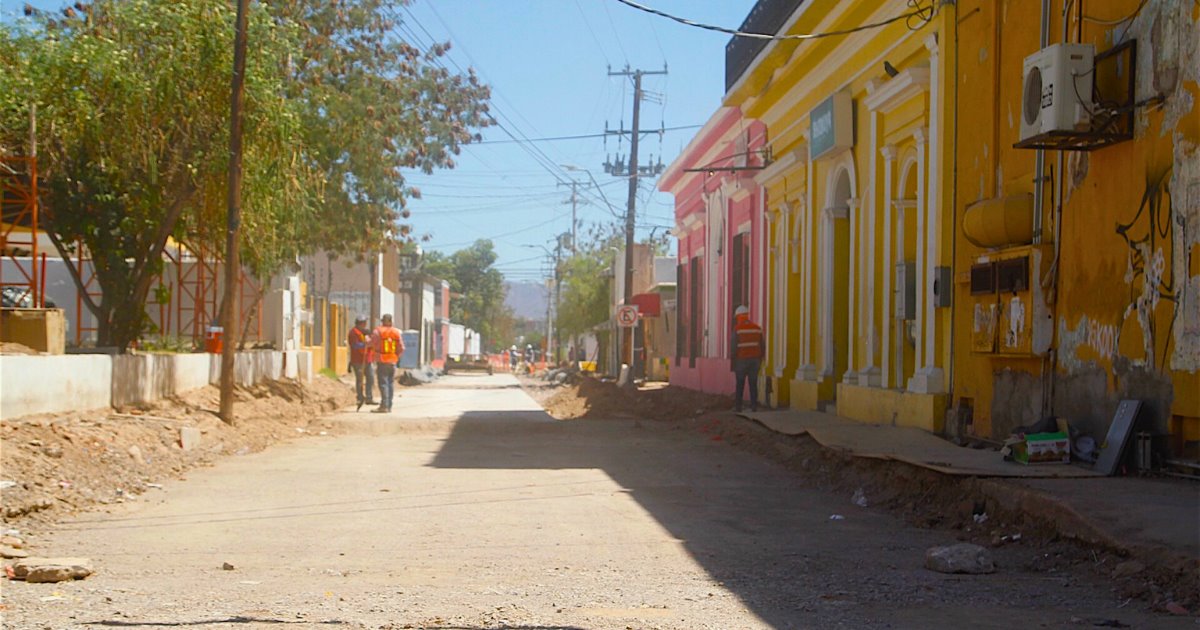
829, 514, 845, 521
851, 488, 868, 507
924, 543, 995, 574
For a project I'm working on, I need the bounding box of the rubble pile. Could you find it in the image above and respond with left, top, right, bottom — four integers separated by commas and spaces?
0, 377, 354, 533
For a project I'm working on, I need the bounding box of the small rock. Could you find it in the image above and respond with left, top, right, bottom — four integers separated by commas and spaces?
179, 427, 201, 451
42, 445, 64, 458
1, 545, 29, 559
1111, 560, 1145, 580
13, 557, 93, 583
924, 543, 995, 574
1165, 601, 1189, 615
222, 562, 235, 571
127, 445, 144, 465
1, 535, 23, 548
0, 480, 16, 490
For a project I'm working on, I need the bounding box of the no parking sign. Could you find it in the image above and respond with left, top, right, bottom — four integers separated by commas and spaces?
615, 305, 639, 328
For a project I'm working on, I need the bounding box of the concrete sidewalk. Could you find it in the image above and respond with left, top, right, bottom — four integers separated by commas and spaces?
740, 408, 1200, 561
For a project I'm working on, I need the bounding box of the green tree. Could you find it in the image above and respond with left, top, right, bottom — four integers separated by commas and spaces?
1, 0, 304, 349
556, 232, 621, 340
0, 0, 491, 350
422, 240, 509, 344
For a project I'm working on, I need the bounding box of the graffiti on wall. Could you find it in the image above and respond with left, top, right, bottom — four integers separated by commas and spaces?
1060, 160, 1200, 374
1113, 168, 1179, 371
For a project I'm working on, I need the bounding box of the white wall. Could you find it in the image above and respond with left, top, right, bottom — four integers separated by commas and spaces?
1, 349, 312, 419
1, 354, 112, 418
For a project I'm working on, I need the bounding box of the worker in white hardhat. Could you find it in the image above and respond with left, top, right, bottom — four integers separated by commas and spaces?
731, 305, 765, 413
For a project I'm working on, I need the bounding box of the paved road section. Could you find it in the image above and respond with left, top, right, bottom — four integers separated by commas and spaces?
3, 374, 1189, 629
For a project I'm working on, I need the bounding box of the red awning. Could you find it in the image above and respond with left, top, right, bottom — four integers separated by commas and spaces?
628, 292, 661, 317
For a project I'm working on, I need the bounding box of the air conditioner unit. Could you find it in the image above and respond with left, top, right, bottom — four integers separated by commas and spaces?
1020, 43, 1095, 141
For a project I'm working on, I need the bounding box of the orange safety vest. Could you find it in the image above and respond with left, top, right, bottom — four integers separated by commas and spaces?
734, 319, 764, 360
375, 326, 402, 364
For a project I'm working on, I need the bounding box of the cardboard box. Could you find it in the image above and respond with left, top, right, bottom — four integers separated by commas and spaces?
1013, 431, 1072, 464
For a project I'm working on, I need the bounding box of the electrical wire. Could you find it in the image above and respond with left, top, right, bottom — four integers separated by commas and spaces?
574, 0, 613, 66
473, 125, 701, 145
1081, 0, 1148, 25
611, 0, 936, 41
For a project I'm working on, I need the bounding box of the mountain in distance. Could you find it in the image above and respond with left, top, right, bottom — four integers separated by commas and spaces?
504, 280, 548, 321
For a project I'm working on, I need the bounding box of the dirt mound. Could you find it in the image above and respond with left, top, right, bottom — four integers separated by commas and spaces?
1, 376, 355, 536
537, 376, 732, 422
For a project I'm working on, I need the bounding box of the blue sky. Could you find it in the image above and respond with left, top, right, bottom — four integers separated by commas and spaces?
7, 0, 757, 282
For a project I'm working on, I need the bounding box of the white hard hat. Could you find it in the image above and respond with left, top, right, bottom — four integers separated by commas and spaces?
735, 305, 750, 316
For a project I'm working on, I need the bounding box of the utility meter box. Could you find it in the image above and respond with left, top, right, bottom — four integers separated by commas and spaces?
895, 261, 916, 320
968, 244, 1053, 357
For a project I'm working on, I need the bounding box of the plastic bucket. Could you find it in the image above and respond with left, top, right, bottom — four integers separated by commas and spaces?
205, 326, 223, 354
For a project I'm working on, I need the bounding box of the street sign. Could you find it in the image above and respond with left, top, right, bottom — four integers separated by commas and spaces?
616, 305, 639, 328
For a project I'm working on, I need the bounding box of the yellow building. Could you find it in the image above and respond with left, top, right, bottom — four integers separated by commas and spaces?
727, 0, 954, 430
952, 0, 1200, 452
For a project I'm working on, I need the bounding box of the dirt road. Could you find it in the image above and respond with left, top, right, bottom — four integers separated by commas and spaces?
2, 374, 1188, 629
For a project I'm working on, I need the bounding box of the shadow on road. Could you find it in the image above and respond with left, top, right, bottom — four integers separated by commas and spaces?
427, 408, 879, 628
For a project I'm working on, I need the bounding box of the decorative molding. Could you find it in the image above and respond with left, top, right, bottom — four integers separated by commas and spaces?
924, 32, 939, 54
754, 147, 802, 185
736, 220, 751, 235
822, 205, 849, 220
912, 126, 929, 146
880, 143, 899, 161
863, 67, 931, 113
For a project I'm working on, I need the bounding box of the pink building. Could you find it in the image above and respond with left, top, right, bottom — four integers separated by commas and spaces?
659, 107, 767, 395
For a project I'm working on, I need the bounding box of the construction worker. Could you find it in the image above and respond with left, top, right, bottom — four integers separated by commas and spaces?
731, 305, 765, 413
347, 315, 375, 411
371, 313, 404, 413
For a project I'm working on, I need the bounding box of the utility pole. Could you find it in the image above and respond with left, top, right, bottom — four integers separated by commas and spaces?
218, 0, 250, 424
557, 181, 580, 253
605, 64, 666, 381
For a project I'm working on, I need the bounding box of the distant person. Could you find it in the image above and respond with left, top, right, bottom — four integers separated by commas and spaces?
371, 314, 404, 413
509, 345, 519, 370
347, 315, 375, 411
730, 305, 765, 413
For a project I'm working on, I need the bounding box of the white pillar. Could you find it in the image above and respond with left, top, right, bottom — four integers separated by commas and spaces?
858, 111, 882, 387
907, 127, 928, 393
911, 33, 945, 394
771, 205, 788, 377
894, 200, 915, 387
845, 196, 860, 383
880, 144, 898, 388
797, 149, 817, 381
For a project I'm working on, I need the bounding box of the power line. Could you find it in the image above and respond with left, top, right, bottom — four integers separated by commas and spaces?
574, 0, 613, 66
474, 125, 700, 145
611, 0, 936, 41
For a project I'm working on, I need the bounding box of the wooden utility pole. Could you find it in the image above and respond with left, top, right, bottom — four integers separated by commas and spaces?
219, 0, 250, 424
605, 65, 666, 381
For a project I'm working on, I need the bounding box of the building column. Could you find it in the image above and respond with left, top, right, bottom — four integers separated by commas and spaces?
879, 144, 898, 389
858, 111, 882, 387
911, 33, 945, 394
844, 196, 861, 383
770, 204, 788, 378
796, 150, 817, 381
907, 126, 929, 393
